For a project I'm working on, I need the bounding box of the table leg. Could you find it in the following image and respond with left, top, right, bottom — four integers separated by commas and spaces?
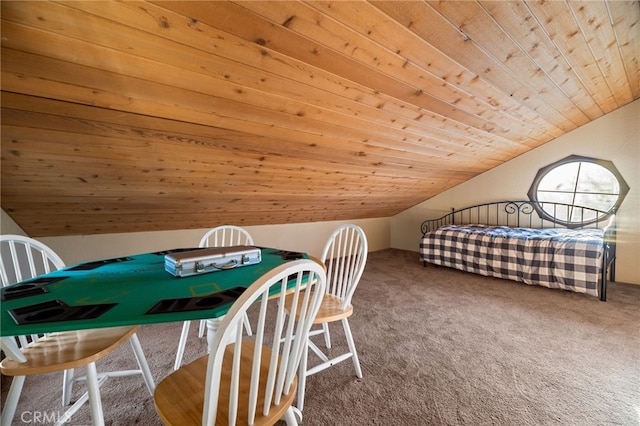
205, 317, 224, 352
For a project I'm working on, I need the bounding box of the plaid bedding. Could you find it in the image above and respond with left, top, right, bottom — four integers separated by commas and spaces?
420, 225, 604, 297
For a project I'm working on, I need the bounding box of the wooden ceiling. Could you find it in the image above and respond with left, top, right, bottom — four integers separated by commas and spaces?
1, 1, 639, 237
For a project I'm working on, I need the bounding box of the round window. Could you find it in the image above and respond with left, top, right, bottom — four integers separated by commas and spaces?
527, 155, 629, 226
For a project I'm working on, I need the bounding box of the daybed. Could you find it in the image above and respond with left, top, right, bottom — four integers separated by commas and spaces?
420, 201, 616, 301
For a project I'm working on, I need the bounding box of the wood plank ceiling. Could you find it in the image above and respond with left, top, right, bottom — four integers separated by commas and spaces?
1, 1, 639, 237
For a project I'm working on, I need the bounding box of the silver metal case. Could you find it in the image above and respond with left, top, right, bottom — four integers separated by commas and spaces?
164, 245, 262, 277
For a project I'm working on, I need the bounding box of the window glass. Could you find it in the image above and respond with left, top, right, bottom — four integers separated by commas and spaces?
537, 163, 579, 191
574, 194, 618, 212
536, 191, 573, 204
568, 206, 598, 223
541, 205, 570, 222
575, 163, 619, 193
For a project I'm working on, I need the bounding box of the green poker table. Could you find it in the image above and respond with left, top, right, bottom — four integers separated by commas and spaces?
0, 247, 308, 337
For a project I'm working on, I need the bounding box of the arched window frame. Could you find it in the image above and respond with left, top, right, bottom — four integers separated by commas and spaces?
527, 155, 629, 227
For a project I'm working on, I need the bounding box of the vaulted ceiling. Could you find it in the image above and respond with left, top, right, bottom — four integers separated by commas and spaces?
1, 1, 638, 237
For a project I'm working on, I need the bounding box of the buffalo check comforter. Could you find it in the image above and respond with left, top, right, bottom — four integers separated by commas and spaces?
420, 224, 604, 297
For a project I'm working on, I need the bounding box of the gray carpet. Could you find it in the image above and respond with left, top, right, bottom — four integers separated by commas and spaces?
2, 249, 639, 425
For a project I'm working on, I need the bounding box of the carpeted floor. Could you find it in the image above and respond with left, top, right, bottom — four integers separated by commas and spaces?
2, 249, 639, 425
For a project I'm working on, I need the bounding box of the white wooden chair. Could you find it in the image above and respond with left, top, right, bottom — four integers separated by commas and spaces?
174, 225, 255, 370
154, 259, 327, 426
0, 235, 155, 426
285, 224, 368, 411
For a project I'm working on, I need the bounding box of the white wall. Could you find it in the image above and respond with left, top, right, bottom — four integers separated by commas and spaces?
1, 209, 389, 266
392, 100, 640, 285
1, 210, 25, 235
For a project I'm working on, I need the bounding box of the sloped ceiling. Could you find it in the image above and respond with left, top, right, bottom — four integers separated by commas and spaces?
1, 1, 638, 237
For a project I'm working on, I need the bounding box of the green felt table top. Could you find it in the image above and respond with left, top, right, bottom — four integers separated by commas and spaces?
0, 247, 308, 336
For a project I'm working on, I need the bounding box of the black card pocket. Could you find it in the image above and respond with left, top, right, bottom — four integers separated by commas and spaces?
1, 276, 68, 301
146, 286, 246, 315
8, 299, 117, 325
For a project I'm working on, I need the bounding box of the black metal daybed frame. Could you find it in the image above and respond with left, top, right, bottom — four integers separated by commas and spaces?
420, 201, 617, 301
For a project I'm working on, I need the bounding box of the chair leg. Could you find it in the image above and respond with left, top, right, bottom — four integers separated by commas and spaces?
174, 321, 192, 370
307, 339, 330, 363
296, 338, 310, 412
128, 333, 156, 394
1, 371, 107, 426
342, 318, 362, 378
283, 406, 300, 425
197, 319, 206, 338
321, 323, 331, 349
62, 368, 76, 405
55, 374, 109, 426
1, 375, 25, 425
85, 362, 105, 426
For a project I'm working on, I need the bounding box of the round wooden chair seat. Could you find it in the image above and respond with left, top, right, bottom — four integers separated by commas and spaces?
0, 326, 140, 376
156, 336, 297, 425
285, 292, 353, 324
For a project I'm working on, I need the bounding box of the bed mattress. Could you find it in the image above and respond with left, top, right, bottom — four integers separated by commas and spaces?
420, 224, 604, 296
